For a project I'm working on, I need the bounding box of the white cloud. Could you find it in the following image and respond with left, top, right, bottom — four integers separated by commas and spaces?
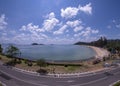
91, 29, 99, 34
79, 3, 92, 15
0, 14, 7, 30
66, 20, 82, 28
20, 23, 44, 33
61, 3, 92, 19
61, 7, 79, 18
74, 26, 84, 32
74, 27, 99, 37
116, 24, 120, 29
46, 12, 55, 19
53, 25, 68, 35
42, 12, 59, 31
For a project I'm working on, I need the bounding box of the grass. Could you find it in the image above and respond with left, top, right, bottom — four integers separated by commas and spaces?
0, 54, 119, 74
0, 83, 3, 86
113, 81, 120, 86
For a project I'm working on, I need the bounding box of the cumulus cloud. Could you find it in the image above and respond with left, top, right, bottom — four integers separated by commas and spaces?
61, 7, 79, 18
0, 14, 7, 30
66, 20, 82, 28
74, 26, 84, 32
79, 3, 92, 15
61, 3, 92, 18
20, 23, 44, 33
116, 24, 120, 29
74, 27, 99, 37
53, 25, 68, 35
42, 12, 59, 31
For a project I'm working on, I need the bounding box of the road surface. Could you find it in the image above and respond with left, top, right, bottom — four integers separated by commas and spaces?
0, 63, 120, 86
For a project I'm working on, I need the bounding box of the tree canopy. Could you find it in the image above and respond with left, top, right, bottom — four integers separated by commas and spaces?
0, 44, 3, 54
5, 45, 21, 57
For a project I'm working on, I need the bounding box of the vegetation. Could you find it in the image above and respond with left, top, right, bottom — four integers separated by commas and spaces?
113, 81, 120, 86
74, 37, 107, 48
0, 83, 3, 86
5, 45, 21, 57
0, 44, 3, 54
36, 59, 48, 74
36, 59, 47, 69
75, 37, 120, 53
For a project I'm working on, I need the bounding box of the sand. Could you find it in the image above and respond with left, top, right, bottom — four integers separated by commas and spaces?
88, 46, 110, 59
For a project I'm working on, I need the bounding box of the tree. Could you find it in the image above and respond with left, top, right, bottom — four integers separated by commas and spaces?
36, 59, 47, 69
0, 44, 3, 54
36, 59, 48, 75
5, 45, 20, 57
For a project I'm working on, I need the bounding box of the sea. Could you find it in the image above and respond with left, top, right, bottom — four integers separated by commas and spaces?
2, 44, 96, 61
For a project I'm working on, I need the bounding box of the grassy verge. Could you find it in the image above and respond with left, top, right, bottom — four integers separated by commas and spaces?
113, 81, 120, 86
0, 54, 119, 74
0, 83, 3, 86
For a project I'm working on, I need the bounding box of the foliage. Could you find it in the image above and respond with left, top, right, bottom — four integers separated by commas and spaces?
0, 83, 3, 86
0, 44, 3, 54
75, 36, 107, 48
92, 59, 101, 64
5, 45, 20, 57
75, 37, 120, 53
36, 59, 47, 68
36, 69, 48, 75
5, 59, 17, 66
113, 81, 120, 86
27, 61, 33, 66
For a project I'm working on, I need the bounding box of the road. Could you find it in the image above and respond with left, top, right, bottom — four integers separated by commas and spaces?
0, 63, 120, 86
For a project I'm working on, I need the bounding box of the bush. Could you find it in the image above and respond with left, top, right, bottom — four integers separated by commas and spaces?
93, 59, 101, 64
0, 83, 3, 86
27, 62, 33, 66
5, 59, 16, 66
113, 81, 120, 86
36, 69, 48, 75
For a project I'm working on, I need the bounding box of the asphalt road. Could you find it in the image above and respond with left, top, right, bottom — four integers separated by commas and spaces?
0, 64, 120, 86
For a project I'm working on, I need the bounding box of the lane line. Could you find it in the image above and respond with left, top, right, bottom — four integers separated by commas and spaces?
70, 77, 108, 86
0, 69, 48, 86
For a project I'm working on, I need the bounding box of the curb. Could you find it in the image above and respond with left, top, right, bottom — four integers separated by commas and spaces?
13, 67, 110, 78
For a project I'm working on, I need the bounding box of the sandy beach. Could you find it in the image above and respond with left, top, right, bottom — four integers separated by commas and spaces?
89, 46, 110, 59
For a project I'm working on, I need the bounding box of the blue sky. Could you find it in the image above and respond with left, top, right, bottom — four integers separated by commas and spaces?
0, 0, 120, 44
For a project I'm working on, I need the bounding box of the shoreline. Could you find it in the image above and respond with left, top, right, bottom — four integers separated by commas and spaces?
88, 46, 110, 59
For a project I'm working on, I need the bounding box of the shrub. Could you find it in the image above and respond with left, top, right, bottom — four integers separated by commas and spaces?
93, 59, 101, 64
27, 62, 33, 66
36, 69, 48, 75
113, 81, 120, 86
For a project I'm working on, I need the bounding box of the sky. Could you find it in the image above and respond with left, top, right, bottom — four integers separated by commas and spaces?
0, 0, 120, 44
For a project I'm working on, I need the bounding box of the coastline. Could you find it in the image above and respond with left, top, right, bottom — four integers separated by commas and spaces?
88, 46, 110, 59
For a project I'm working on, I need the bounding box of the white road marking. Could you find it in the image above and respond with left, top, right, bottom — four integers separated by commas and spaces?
0, 69, 48, 86
70, 77, 108, 86
56, 80, 74, 83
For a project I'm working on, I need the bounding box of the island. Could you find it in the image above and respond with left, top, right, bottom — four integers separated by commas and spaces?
31, 43, 44, 45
